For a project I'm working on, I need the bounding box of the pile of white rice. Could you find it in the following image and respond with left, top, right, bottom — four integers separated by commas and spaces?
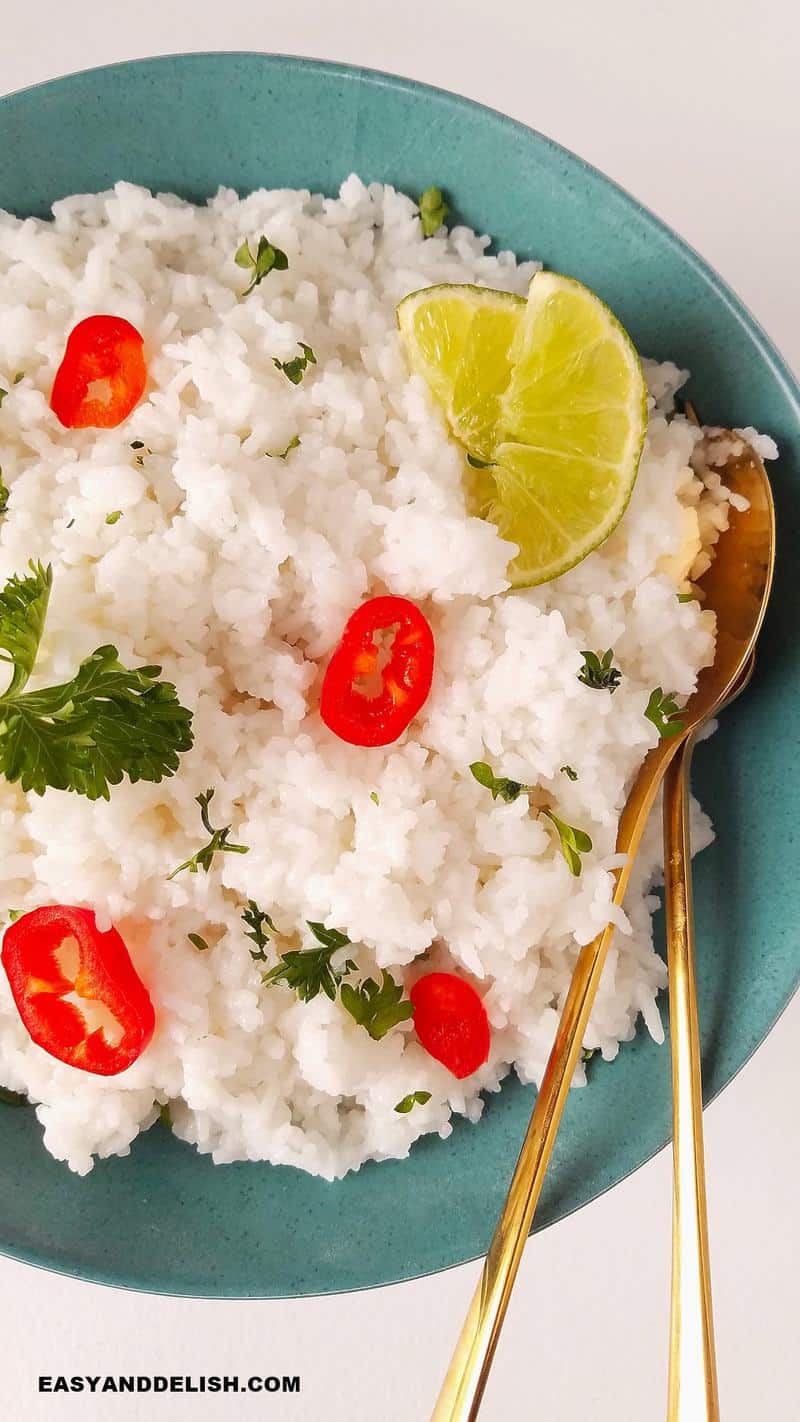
0, 176, 774, 1178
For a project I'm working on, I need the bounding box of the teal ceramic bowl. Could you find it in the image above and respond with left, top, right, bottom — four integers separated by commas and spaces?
0, 53, 798, 1298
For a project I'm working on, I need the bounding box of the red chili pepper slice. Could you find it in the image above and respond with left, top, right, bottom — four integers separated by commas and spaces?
410, 972, 491, 1079
50, 315, 147, 429
1, 906, 155, 1076
320, 595, 435, 747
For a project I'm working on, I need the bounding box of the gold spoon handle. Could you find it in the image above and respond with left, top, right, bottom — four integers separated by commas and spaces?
430, 925, 615, 1421
431, 742, 678, 1422
664, 738, 720, 1421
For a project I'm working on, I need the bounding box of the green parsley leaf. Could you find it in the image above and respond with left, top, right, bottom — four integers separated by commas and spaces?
577, 649, 622, 693
0, 470, 8, 519
167, 788, 249, 879
470, 760, 525, 803
542, 808, 593, 876
394, 1089, 432, 1114
264, 921, 354, 1003
340, 969, 414, 1040
235, 235, 289, 296
370, 790, 380, 806
267, 435, 300, 460
560, 764, 579, 781
0, 563, 192, 800
0, 389, 7, 409
12, 373, 23, 385
188, 932, 210, 952
0, 1085, 29, 1107
644, 687, 686, 739
242, 899, 276, 963
273, 342, 316, 385
0, 561, 52, 696
7, 909, 23, 923
466, 453, 494, 470
105, 510, 123, 526
677, 592, 695, 603
418, 186, 450, 237
0, 644, 193, 801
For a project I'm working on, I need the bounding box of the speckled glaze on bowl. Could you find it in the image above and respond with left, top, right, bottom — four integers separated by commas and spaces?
0, 53, 797, 1299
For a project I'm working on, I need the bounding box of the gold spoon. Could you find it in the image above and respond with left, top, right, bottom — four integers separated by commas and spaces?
664, 424, 774, 1421
431, 429, 775, 1422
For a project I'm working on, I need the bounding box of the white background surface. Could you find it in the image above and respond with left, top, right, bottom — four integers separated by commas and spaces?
0, 4, 798, 1418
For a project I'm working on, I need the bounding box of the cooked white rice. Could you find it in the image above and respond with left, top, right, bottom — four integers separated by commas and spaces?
0, 176, 757, 1177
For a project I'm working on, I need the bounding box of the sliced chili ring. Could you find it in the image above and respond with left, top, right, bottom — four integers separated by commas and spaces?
410, 972, 491, 1079
50, 314, 147, 429
320, 595, 435, 747
1, 906, 155, 1076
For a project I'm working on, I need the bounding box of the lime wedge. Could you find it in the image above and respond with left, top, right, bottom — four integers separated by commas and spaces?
397, 272, 647, 587
396, 284, 524, 461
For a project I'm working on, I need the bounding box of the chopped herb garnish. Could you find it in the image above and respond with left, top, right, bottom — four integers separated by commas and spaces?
242, 900, 275, 963
129, 440, 150, 468
418, 186, 450, 237
542, 808, 593, 876
0, 563, 193, 799
560, 764, 579, 781
0, 389, 7, 409
264, 920, 355, 1003
0, 470, 8, 519
235, 235, 289, 296
273, 342, 316, 385
581, 1047, 597, 1063
466, 453, 494, 470
370, 790, 380, 806
340, 969, 414, 1040
470, 760, 525, 803
7, 909, 23, 923
644, 687, 686, 739
677, 592, 695, 603
12, 373, 23, 385
188, 932, 210, 952
394, 1089, 432, 1114
167, 788, 249, 879
105, 510, 122, 526
267, 435, 300, 460
578, 648, 622, 693
0, 1085, 28, 1107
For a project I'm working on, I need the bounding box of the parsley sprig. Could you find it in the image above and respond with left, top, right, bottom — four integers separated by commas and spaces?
167, 788, 249, 879
469, 761, 525, 803
644, 687, 686, 739
418, 186, 450, 237
542, 809, 593, 876
264, 921, 355, 1002
235, 235, 289, 296
273, 342, 316, 385
0, 471, 8, 519
578, 648, 622, 693
242, 900, 276, 963
394, 1090, 432, 1115
0, 563, 193, 799
340, 970, 414, 1040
